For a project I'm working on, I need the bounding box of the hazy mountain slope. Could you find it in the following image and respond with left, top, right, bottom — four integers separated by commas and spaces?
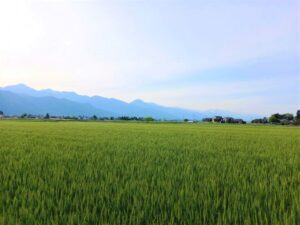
2, 84, 203, 118
1, 84, 261, 120
2, 84, 142, 116
129, 99, 204, 119
0, 90, 112, 117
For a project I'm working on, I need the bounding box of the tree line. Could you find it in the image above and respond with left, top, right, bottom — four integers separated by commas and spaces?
201, 110, 300, 125
251, 110, 300, 125
1, 110, 299, 125
0, 112, 155, 122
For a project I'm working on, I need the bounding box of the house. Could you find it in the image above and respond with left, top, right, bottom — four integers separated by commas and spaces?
213, 116, 223, 123
202, 117, 212, 122
234, 119, 246, 124
279, 119, 289, 125
223, 117, 234, 123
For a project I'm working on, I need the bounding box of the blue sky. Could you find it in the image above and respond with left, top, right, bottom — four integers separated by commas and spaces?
0, 0, 299, 115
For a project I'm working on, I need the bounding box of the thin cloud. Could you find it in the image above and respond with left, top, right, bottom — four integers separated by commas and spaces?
0, 0, 298, 114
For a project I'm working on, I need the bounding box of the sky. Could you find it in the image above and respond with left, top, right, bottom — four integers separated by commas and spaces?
0, 0, 299, 115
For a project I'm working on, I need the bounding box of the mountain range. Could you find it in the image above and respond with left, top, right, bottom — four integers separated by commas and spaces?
0, 84, 260, 120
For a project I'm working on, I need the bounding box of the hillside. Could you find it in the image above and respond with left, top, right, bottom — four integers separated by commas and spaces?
0, 84, 260, 120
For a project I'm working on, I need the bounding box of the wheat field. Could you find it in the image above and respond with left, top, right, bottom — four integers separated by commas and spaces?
0, 121, 299, 225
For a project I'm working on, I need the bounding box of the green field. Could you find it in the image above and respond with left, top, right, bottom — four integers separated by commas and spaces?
0, 121, 299, 225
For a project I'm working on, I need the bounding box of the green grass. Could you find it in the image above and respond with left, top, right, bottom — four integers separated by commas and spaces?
0, 121, 299, 225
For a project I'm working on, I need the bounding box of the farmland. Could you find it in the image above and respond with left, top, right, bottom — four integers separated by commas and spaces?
0, 120, 299, 225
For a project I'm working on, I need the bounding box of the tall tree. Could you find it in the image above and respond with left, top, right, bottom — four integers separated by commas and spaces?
44, 113, 50, 119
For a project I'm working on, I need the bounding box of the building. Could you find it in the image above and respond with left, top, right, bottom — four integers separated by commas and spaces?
212, 116, 223, 123
202, 118, 212, 122
223, 117, 234, 123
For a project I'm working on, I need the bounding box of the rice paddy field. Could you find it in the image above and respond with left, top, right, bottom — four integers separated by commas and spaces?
0, 120, 299, 225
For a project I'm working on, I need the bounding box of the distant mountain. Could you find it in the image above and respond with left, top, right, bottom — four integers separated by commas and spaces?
0, 84, 260, 120
2, 84, 135, 115
0, 90, 113, 117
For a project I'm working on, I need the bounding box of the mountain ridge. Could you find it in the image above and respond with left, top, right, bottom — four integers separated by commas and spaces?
0, 84, 261, 120
0, 89, 113, 117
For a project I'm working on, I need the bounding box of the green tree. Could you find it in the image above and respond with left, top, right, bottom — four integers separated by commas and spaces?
296, 110, 300, 121
20, 113, 27, 118
91, 115, 98, 120
294, 110, 300, 124
282, 113, 294, 121
144, 117, 154, 122
44, 113, 50, 119
269, 114, 280, 123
